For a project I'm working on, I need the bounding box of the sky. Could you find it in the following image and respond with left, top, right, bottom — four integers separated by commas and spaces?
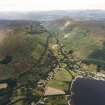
0, 0, 105, 12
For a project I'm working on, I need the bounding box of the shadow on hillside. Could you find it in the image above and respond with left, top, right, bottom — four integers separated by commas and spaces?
87, 42, 105, 71
89, 48, 105, 61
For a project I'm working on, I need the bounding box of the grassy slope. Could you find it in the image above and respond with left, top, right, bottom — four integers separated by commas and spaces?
48, 69, 72, 90
62, 27, 101, 58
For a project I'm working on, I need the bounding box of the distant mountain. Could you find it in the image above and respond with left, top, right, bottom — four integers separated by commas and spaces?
0, 10, 105, 21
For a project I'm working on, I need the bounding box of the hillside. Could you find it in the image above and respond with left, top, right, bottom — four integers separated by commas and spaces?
0, 19, 104, 83
45, 18, 105, 59
0, 20, 49, 80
